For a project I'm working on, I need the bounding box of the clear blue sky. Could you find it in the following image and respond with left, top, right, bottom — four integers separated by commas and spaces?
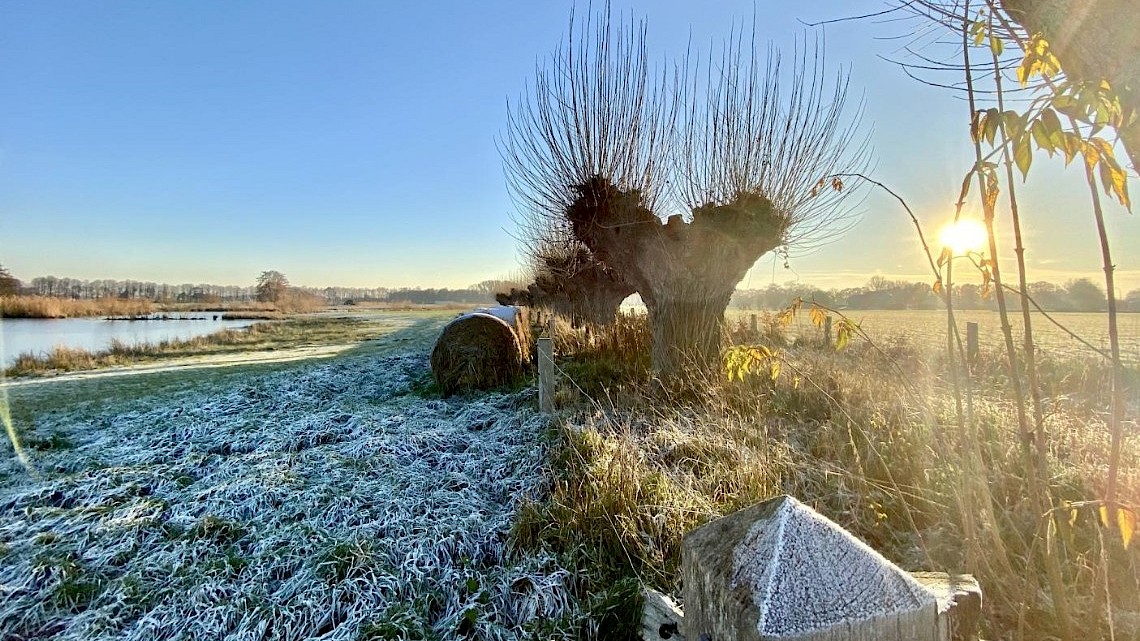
2, 1, 1137, 293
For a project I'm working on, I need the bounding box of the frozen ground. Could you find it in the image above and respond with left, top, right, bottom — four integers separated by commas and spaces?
0, 347, 582, 640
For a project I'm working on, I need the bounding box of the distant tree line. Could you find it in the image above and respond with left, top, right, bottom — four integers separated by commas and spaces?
1, 272, 523, 307
3, 269, 1134, 312
730, 277, 1140, 313
5, 274, 391, 305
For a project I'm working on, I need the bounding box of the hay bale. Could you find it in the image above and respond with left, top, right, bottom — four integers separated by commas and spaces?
431, 311, 525, 396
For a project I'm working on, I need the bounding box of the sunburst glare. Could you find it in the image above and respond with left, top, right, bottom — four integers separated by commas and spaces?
939, 218, 988, 255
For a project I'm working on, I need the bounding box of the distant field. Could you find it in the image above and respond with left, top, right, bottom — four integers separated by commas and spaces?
731, 308, 1140, 364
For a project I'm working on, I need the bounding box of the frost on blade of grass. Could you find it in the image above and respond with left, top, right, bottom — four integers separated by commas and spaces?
0, 351, 583, 640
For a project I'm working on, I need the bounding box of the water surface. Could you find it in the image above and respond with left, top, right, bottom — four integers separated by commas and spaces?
0, 316, 255, 368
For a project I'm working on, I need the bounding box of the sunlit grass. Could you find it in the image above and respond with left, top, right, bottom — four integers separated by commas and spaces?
519, 312, 1139, 640
0, 296, 154, 319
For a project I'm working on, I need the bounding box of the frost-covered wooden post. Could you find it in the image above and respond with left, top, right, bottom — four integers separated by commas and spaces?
966, 322, 979, 365
538, 331, 555, 413
680, 495, 980, 641
823, 316, 833, 347
750, 314, 758, 335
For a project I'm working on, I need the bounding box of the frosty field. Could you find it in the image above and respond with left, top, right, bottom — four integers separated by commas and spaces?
0, 317, 582, 640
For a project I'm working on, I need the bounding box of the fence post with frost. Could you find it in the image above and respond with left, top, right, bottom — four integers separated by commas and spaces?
646, 495, 981, 641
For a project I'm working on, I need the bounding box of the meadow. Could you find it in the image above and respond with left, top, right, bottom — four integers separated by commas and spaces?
1, 307, 1136, 640
524, 308, 1140, 639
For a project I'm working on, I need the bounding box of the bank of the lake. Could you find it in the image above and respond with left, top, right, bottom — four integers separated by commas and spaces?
0, 316, 255, 369
0, 311, 457, 379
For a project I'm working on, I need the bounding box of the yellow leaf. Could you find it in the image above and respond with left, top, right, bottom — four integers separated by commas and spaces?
932, 280, 943, 295
1016, 60, 1029, 86
1100, 505, 1110, 527
810, 306, 826, 328
1069, 508, 1079, 528
990, 35, 1003, 57
769, 360, 781, 381
1082, 139, 1101, 170
1119, 507, 1136, 549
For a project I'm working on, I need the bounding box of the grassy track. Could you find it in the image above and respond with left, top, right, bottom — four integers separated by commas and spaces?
0, 310, 587, 640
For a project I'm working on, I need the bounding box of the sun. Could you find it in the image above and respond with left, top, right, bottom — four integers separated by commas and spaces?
939, 219, 988, 255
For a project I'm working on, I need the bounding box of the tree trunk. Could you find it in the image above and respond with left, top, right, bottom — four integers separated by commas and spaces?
644, 285, 736, 376
565, 176, 786, 378
1001, 0, 1140, 172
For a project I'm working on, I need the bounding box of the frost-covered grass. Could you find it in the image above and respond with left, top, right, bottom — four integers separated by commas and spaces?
0, 349, 583, 640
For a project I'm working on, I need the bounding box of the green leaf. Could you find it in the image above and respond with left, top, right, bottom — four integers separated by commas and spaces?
835, 325, 850, 351
1059, 131, 1081, 165
1001, 110, 1024, 142
1014, 133, 1033, 178
984, 108, 1001, 145
1031, 120, 1054, 156
971, 20, 986, 46
1041, 106, 1062, 135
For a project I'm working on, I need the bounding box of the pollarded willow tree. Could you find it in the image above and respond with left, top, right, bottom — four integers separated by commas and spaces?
502, 10, 868, 376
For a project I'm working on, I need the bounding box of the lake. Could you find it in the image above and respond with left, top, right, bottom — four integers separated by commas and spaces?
0, 316, 255, 368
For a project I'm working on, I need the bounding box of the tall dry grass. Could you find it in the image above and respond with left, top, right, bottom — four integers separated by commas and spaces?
0, 296, 154, 319
515, 313, 1139, 640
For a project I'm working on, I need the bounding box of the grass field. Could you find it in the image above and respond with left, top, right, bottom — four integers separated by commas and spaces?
2, 307, 1136, 640
0, 310, 594, 640
527, 309, 1140, 640
730, 308, 1140, 364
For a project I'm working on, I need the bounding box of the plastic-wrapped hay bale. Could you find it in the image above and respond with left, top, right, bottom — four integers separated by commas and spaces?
431, 310, 525, 396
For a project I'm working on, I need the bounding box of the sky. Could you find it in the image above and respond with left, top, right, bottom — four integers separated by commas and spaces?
1, 1, 1137, 294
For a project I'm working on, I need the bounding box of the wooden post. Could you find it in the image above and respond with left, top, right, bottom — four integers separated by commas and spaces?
823, 316, 833, 347
681, 495, 981, 641
966, 322, 979, 365
750, 313, 758, 335
538, 336, 554, 413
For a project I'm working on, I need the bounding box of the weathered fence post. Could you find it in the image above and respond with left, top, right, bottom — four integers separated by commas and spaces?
750, 313, 758, 336
675, 495, 981, 641
966, 322, 979, 365
823, 316, 833, 347
538, 320, 555, 412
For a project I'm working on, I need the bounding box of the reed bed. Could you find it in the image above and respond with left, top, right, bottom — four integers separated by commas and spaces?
0, 351, 583, 640
0, 297, 154, 319
1, 293, 325, 320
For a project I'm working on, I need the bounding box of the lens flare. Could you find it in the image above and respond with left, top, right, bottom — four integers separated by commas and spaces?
939, 219, 988, 255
